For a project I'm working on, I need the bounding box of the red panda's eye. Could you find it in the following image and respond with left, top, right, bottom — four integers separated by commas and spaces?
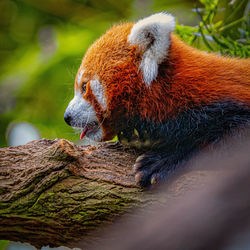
82, 83, 87, 93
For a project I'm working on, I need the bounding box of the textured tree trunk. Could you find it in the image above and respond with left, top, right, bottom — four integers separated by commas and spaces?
0, 139, 141, 248
0, 139, 222, 248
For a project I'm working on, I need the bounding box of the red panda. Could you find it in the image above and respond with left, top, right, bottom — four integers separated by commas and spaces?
64, 13, 250, 186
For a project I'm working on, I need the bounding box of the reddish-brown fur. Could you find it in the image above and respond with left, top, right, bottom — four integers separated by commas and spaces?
76, 23, 250, 141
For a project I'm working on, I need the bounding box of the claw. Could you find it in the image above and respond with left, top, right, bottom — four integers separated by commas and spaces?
135, 155, 144, 163
133, 162, 141, 172
135, 172, 143, 184
151, 176, 157, 185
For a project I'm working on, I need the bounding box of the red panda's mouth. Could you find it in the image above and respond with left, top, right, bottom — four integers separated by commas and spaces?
80, 122, 99, 140
80, 127, 88, 140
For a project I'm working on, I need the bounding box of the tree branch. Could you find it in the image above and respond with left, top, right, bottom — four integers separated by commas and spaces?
0, 139, 140, 247
0, 139, 219, 248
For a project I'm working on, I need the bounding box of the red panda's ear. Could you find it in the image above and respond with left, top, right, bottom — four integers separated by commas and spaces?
128, 13, 175, 86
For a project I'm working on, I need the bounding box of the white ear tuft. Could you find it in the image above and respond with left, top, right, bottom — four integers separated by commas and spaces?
128, 13, 175, 86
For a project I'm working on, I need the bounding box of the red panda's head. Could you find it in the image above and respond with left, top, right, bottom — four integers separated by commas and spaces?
64, 13, 175, 141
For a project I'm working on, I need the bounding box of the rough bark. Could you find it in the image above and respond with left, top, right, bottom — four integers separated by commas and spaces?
0, 139, 140, 247
0, 138, 224, 248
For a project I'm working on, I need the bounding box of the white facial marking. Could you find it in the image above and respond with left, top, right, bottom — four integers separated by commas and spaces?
66, 90, 96, 124
90, 78, 107, 110
128, 13, 175, 86
65, 90, 103, 141
77, 69, 84, 87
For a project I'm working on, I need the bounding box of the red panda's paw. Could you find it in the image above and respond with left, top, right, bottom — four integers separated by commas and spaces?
133, 151, 173, 187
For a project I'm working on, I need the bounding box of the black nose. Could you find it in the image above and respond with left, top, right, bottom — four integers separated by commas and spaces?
64, 112, 72, 126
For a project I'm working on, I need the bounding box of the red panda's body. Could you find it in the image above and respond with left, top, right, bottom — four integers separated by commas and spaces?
64, 13, 250, 186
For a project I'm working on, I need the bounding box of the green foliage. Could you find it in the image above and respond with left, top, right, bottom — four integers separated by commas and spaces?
191, 0, 249, 57
0, 240, 9, 250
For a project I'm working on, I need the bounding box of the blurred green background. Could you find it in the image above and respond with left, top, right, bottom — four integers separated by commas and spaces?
0, 0, 249, 147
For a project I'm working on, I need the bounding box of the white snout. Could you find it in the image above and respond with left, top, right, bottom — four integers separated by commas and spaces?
65, 90, 104, 141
